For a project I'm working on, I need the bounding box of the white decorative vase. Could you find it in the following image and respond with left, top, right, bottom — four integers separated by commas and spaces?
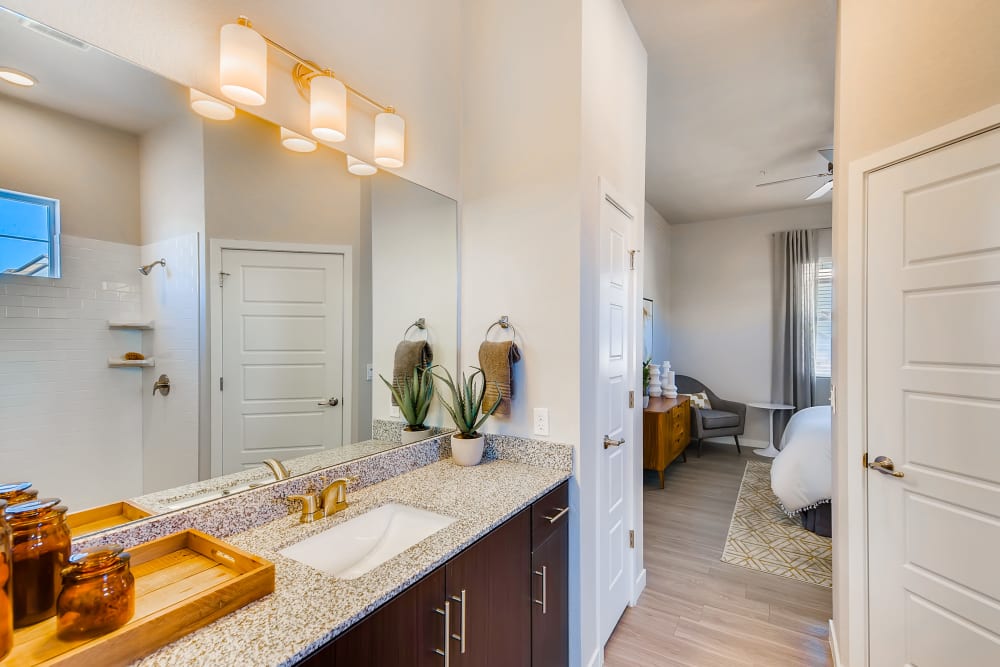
661, 361, 678, 398
648, 365, 663, 397
400, 426, 431, 445
451, 434, 485, 466
642, 395, 650, 409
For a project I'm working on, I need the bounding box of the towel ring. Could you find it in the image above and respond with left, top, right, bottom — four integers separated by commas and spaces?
484, 315, 517, 342
403, 318, 428, 341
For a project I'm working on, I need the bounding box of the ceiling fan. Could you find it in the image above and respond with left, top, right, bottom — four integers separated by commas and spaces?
756, 148, 834, 200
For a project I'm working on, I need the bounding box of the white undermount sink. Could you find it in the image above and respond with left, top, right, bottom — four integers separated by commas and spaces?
279, 503, 457, 579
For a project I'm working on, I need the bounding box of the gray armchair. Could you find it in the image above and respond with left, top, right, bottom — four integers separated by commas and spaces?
675, 375, 746, 457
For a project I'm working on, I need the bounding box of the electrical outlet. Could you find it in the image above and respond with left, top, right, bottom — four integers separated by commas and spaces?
533, 408, 550, 436
366, 363, 373, 381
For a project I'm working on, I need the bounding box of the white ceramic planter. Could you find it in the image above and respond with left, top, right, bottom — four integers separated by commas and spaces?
451, 434, 485, 466
642, 395, 650, 409
400, 426, 431, 445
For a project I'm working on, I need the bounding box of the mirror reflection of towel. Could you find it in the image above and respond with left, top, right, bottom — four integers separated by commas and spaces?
392, 341, 433, 405
478, 341, 521, 417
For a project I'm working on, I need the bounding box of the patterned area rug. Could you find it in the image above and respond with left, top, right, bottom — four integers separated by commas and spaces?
721, 460, 832, 588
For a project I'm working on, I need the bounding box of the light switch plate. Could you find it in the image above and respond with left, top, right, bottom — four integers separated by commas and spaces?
533, 408, 550, 436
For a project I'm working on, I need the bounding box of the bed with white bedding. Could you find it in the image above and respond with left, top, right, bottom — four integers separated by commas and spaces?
770, 405, 832, 536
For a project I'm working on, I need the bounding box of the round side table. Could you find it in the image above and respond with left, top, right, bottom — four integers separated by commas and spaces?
747, 402, 795, 458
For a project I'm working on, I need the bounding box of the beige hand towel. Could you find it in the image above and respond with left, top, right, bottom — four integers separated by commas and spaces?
392, 341, 433, 405
478, 341, 521, 417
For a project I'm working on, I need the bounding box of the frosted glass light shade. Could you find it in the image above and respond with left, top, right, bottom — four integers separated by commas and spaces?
310, 75, 347, 142
281, 127, 317, 153
373, 111, 405, 168
219, 22, 267, 105
189, 88, 236, 120
346, 155, 377, 176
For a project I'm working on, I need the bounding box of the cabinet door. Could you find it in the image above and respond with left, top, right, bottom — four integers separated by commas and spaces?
301, 567, 448, 667
446, 508, 531, 667
531, 524, 569, 667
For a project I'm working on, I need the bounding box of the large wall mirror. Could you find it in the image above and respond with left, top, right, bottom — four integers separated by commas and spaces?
0, 7, 458, 536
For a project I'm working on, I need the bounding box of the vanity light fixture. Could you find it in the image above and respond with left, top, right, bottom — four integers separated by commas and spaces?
189, 88, 236, 120
216, 16, 406, 167
219, 18, 267, 105
280, 127, 317, 153
0, 67, 36, 87
346, 155, 377, 176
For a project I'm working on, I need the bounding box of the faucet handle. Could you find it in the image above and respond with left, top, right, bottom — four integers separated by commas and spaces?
288, 494, 322, 523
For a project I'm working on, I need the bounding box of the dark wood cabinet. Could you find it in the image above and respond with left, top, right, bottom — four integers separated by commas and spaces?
295, 483, 568, 667
530, 483, 570, 667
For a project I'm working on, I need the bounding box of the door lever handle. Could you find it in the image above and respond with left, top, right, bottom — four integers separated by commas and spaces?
317, 397, 340, 407
604, 435, 625, 450
868, 455, 904, 478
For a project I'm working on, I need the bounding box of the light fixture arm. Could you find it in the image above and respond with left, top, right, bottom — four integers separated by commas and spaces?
237, 16, 393, 113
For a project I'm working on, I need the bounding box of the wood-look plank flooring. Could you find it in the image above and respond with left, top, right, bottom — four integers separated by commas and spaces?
604, 441, 833, 667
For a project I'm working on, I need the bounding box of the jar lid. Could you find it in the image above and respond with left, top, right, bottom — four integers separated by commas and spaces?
65, 544, 130, 577
5, 497, 64, 518
0, 482, 35, 498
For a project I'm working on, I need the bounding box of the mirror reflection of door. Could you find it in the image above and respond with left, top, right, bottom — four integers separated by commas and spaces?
220, 248, 346, 474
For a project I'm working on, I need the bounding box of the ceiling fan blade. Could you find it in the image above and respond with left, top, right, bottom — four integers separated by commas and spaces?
805, 180, 833, 200
756, 172, 830, 188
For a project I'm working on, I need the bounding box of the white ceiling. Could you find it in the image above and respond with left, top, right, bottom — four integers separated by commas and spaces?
624, 0, 836, 224
0, 8, 185, 135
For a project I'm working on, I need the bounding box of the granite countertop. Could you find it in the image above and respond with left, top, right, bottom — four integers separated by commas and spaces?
136, 457, 570, 666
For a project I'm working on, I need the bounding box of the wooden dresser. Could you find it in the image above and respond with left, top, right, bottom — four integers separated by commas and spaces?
643, 395, 691, 488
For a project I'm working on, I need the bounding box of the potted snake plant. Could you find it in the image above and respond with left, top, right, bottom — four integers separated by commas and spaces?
380, 366, 435, 445
432, 366, 502, 466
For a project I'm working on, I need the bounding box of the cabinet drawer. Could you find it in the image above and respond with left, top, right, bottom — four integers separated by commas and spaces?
532, 482, 569, 549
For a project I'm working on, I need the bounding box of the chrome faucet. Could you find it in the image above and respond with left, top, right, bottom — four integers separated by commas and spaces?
289, 477, 358, 523
262, 458, 291, 481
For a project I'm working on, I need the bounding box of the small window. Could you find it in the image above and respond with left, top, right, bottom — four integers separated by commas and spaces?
814, 257, 833, 378
0, 188, 61, 278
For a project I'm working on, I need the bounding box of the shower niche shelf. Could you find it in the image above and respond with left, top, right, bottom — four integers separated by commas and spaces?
108, 357, 156, 368
108, 320, 155, 330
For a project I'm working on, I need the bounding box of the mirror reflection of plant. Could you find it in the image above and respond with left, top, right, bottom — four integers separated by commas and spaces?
431, 366, 501, 438
380, 366, 435, 430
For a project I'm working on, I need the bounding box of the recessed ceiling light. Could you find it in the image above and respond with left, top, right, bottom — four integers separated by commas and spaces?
280, 127, 317, 153
0, 67, 36, 87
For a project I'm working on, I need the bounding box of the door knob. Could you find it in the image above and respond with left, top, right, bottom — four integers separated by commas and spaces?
317, 397, 340, 407
604, 435, 625, 450
868, 455, 904, 478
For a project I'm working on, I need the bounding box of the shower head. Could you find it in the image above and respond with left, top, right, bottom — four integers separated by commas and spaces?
138, 258, 166, 276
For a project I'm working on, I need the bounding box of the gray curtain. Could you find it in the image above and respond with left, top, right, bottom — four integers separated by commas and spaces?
772, 229, 818, 429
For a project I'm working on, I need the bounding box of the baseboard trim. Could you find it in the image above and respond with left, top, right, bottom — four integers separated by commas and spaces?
829, 619, 844, 667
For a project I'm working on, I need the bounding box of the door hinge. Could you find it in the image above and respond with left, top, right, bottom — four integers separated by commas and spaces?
862, 451, 868, 468
628, 249, 638, 270
628, 390, 634, 408
219, 377, 224, 391
218, 271, 230, 287
629, 530, 635, 549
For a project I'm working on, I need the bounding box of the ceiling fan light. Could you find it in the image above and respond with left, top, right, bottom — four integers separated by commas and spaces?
373, 110, 405, 168
189, 88, 236, 120
219, 20, 267, 106
310, 75, 347, 142
280, 127, 317, 153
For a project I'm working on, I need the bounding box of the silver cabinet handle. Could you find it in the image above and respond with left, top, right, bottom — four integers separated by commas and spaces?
543, 507, 569, 524
604, 435, 625, 449
433, 601, 451, 666
533, 566, 548, 614
449, 589, 467, 654
318, 397, 340, 406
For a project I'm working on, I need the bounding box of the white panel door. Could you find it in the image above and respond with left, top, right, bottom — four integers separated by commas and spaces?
221, 249, 345, 474
867, 127, 1000, 666
599, 189, 635, 645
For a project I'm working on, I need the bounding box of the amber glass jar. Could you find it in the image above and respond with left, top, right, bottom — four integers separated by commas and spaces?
0, 483, 37, 506
5, 498, 71, 627
57, 545, 134, 640
0, 501, 13, 660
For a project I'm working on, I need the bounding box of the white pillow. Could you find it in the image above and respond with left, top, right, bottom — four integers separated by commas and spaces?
687, 392, 712, 409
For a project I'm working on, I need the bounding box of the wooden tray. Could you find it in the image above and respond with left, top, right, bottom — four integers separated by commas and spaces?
65, 502, 152, 538
8, 529, 275, 666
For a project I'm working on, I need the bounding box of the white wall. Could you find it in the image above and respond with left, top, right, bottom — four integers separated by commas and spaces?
370, 173, 458, 429
0, 236, 144, 509
669, 204, 832, 444
833, 2, 1000, 663
643, 202, 672, 362
139, 114, 205, 244
0, 94, 140, 244
4, 0, 462, 200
